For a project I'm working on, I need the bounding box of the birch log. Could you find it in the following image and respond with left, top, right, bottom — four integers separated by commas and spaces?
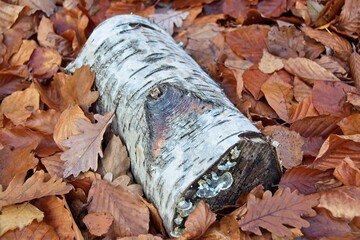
66, 15, 282, 236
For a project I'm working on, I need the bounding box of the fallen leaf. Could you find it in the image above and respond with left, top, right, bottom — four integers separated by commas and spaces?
0, 202, 44, 236
41, 153, 64, 179
238, 188, 319, 237
318, 186, 360, 220
149, 10, 189, 35
261, 72, 293, 121
225, 25, 270, 63
290, 1, 311, 26
279, 166, 335, 194
0, 220, 58, 239
25, 109, 60, 135
27, 47, 61, 79
0, 170, 73, 208
83, 212, 114, 236
222, 0, 254, 19
312, 81, 355, 116
257, 0, 287, 18
9, 40, 37, 66
243, 64, 270, 100
19, 0, 56, 17
87, 174, 149, 237
0, 65, 30, 100
337, 0, 360, 37
307, 0, 324, 22
258, 49, 284, 74
267, 26, 305, 58
99, 134, 130, 180
0, 1, 24, 34
302, 26, 352, 61
312, 134, 360, 170
0, 87, 40, 125
141, 199, 166, 235
33, 195, 76, 239
302, 136, 325, 157
283, 57, 340, 82
333, 157, 360, 187
349, 49, 360, 90
303, 37, 326, 60
105, 2, 145, 18
53, 105, 90, 150
118, 234, 163, 240
262, 126, 304, 169
315, 55, 347, 75
289, 96, 319, 122
0, 143, 38, 189
172, 0, 215, 9
293, 77, 312, 102
338, 113, 360, 135
346, 92, 360, 110
61, 112, 114, 178
314, 0, 344, 27
302, 207, 353, 239
37, 16, 56, 48
200, 215, 240, 240
180, 200, 217, 240
111, 175, 143, 197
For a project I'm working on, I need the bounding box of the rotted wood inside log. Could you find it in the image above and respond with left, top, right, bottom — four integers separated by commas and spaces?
66, 14, 282, 236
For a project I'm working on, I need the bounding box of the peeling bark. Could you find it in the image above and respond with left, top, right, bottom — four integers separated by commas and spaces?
66, 15, 282, 236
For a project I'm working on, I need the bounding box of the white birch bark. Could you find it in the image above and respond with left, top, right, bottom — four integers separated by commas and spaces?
66, 15, 282, 236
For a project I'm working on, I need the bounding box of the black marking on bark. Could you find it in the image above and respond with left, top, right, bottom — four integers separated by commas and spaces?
129, 65, 149, 78
143, 53, 165, 63
144, 65, 177, 79
129, 22, 158, 31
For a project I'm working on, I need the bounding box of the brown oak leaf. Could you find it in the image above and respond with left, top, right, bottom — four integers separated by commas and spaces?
61, 112, 114, 178
238, 188, 319, 237
1, 220, 59, 239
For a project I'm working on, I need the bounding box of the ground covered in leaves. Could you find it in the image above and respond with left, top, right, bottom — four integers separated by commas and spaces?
0, 0, 360, 239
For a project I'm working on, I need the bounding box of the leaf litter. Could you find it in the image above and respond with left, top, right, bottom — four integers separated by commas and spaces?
0, 0, 360, 239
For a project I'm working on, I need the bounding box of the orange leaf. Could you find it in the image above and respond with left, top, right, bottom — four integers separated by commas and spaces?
225, 25, 270, 63
9, 40, 37, 66
118, 234, 163, 240
261, 72, 293, 121
37, 16, 55, 48
53, 105, 90, 150
200, 215, 240, 240
32, 195, 76, 239
83, 212, 114, 236
87, 174, 149, 237
279, 166, 335, 194
0, 1, 24, 34
28, 47, 61, 79
283, 57, 340, 82
19, 0, 56, 17
315, 55, 347, 75
41, 153, 64, 179
258, 49, 284, 74
333, 157, 360, 187
1, 220, 58, 239
222, 0, 254, 19
338, 113, 360, 135
0, 170, 73, 208
318, 186, 360, 220
0, 87, 40, 125
312, 134, 360, 170
289, 96, 319, 122
257, 0, 287, 18
243, 64, 270, 100
0, 65, 30, 100
180, 200, 217, 240
0, 143, 38, 189
61, 112, 114, 178
262, 126, 304, 169
293, 76, 313, 102
238, 188, 318, 237
25, 109, 60, 135
337, 0, 360, 37
349, 49, 360, 90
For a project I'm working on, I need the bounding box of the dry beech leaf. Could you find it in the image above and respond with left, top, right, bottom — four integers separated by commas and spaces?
99, 135, 130, 180
289, 96, 319, 122
261, 72, 293, 121
0, 143, 38, 189
53, 105, 90, 150
149, 10, 189, 35
243, 64, 270, 100
200, 215, 240, 240
257, 0, 287, 18
239, 188, 319, 237
312, 81, 355, 116
0, 170, 73, 208
33, 195, 76, 239
338, 113, 360, 135
302, 26, 352, 61
312, 134, 360, 170
112, 175, 143, 197
9, 40, 37, 66
37, 16, 55, 48
302, 136, 325, 157
350, 50, 360, 90
258, 49, 284, 74
302, 207, 354, 239
172, 0, 215, 9
315, 55, 347, 75
0, 65, 30, 100
180, 200, 216, 240
222, 0, 254, 19
307, 0, 324, 22
346, 92, 360, 110
279, 166, 335, 195
225, 25, 270, 63
0, 220, 58, 240
87, 174, 150, 237
19, 0, 56, 17
61, 112, 114, 178
318, 186, 360, 220
118, 234, 163, 240
0, 87, 40, 125
41, 153, 64, 179
0, 202, 44, 236
313, 0, 344, 27
83, 212, 114, 237
0, 1, 24, 34
141, 198, 166, 235
262, 126, 303, 169
283, 57, 340, 82
25, 109, 60, 135
337, 0, 360, 37
56, 65, 99, 111
333, 157, 360, 187
28, 47, 61, 79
